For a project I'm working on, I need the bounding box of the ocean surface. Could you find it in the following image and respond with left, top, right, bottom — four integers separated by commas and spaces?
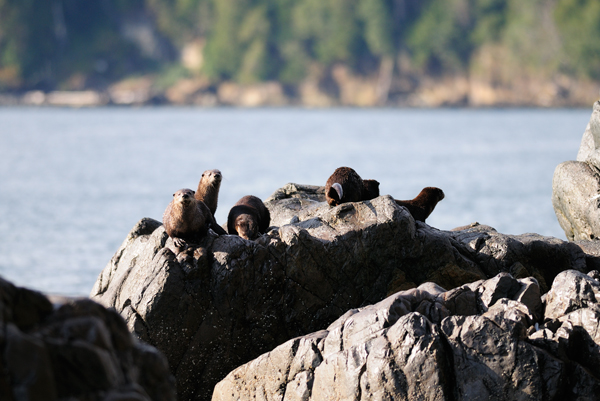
0, 106, 590, 296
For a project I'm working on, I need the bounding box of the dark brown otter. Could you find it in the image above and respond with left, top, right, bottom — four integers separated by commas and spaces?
163, 188, 226, 248
227, 195, 271, 240
395, 187, 445, 222
195, 169, 222, 217
325, 167, 380, 206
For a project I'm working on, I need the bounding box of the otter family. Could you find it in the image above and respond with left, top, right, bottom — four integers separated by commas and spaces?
163, 166, 444, 249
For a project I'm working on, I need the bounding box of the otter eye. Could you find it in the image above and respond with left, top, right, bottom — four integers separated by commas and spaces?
173, 193, 175, 197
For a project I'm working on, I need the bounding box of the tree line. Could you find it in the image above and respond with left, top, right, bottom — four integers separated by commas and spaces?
1, 0, 599, 91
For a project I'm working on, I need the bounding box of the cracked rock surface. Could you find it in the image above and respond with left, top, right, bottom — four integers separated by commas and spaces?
0, 276, 176, 401
91, 187, 597, 400
213, 270, 600, 401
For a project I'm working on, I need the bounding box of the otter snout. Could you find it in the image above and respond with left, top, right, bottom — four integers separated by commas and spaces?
174, 188, 196, 205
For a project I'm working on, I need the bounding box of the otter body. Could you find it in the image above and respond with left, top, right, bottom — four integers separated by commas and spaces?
395, 187, 445, 222
227, 195, 271, 240
325, 167, 380, 206
163, 188, 226, 248
195, 169, 222, 217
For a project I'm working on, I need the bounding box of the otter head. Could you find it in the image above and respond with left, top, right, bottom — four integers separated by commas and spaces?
235, 214, 258, 240
202, 169, 222, 187
422, 187, 445, 203
173, 188, 196, 207
326, 183, 344, 206
362, 179, 380, 201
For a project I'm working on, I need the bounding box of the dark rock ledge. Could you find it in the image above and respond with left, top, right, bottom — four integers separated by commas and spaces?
0, 276, 176, 401
90, 186, 599, 400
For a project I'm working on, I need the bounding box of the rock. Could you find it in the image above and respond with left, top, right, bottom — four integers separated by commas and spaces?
91, 186, 598, 400
0, 276, 176, 401
214, 271, 600, 401
553, 100, 600, 241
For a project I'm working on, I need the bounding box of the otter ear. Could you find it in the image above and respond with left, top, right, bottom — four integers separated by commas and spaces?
172, 193, 175, 197
192, 190, 195, 195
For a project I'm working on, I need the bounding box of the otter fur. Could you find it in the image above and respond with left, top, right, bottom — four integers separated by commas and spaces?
195, 169, 222, 217
227, 195, 271, 240
395, 187, 445, 222
163, 188, 226, 248
325, 167, 380, 206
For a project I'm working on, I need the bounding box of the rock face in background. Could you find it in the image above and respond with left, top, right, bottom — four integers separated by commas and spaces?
0, 276, 176, 401
91, 185, 596, 400
553, 100, 600, 241
213, 270, 600, 401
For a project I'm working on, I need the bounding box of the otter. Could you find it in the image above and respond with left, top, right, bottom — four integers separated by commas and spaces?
325, 167, 380, 206
227, 195, 271, 240
163, 188, 226, 248
395, 187, 445, 222
195, 169, 222, 217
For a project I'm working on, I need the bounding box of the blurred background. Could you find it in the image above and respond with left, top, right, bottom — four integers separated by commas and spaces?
0, 0, 597, 296
1, 0, 599, 107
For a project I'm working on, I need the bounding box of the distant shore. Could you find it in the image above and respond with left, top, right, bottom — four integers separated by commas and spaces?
2, 73, 598, 108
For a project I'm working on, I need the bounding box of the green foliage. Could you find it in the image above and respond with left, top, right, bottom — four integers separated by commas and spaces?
0, 0, 55, 88
406, 0, 473, 73
292, 0, 360, 64
357, 0, 394, 57
202, 0, 246, 80
499, 0, 562, 77
555, 0, 600, 79
470, 0, 507, 45
2, 0, 600, 90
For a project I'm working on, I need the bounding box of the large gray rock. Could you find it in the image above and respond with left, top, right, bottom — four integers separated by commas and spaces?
90, 186, 597, 400
213, 271, 600, 401
553, 100, 600, 241
0, 276, 176, 401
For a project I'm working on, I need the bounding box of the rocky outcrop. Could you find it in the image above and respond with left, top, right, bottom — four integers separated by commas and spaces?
553, 100, 600, 241
0, 276, 176, 401
90, 184, 596, 400
213, 270, 600, 401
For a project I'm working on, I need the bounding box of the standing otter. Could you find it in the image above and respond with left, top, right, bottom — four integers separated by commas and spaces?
325, 167, 380, 206
395, 187, 445, 222
195, 169, 222, 217
163, 188, 226, 248
227, 195, 271, 240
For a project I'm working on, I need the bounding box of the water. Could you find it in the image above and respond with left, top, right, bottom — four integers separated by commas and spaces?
0, 106, 589, 296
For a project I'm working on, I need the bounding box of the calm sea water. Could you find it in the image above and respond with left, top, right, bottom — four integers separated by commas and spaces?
0, 106, 589, 296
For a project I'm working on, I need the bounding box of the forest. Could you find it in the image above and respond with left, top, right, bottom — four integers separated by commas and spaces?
1, 0, 599, 106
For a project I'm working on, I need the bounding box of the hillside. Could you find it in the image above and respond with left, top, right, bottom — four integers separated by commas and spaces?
1, 0, 599, 107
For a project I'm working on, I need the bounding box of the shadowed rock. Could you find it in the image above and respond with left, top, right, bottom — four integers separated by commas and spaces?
0, 276, 176, 401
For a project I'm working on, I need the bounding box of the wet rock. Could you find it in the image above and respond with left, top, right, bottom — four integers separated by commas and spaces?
92, 186, 598, 400
0, 277, 176, 401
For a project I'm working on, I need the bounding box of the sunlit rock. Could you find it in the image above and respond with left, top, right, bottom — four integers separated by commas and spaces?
214, 271, 600, 401
553, 100, 600, 241
91, 182, 595, 400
